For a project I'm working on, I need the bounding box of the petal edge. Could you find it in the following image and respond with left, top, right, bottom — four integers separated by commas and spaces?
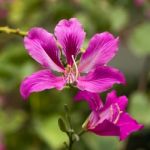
20, 69, 66, 99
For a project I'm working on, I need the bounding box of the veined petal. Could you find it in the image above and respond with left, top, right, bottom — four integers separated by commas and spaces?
78, 32, 119, 73
77, 66, 125, 93
24, 27, 64, 72
20, 69, 66, 99
90, 120, 120, 136
55, 18, 86, 65
97, 103, 120, 125
74, 91, 103, 111
105, 90, 128, 111
87, 111, 100, 129
117, 113, 144, 140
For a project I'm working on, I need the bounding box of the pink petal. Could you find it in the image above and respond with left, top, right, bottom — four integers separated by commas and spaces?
97, 103, 120, 125
78, 32, 119, 73
54, 18, 86, 65
117, 113, 144, 140
105, 90, 128, 111
90, 119, 120, 136
74, 91, 103, 111
87, 111, 100, 129
24, 27, 64, 72
20, 69, 66, 99
77, 66, 125, 93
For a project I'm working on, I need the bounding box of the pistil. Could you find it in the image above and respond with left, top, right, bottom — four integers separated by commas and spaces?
64, 56, 79, 84
71, 55, 79, 79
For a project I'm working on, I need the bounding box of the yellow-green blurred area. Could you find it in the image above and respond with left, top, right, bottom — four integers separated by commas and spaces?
0, 0, 150, 150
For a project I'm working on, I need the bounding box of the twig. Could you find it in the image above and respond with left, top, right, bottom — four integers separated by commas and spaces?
60, 104, 87, 150
0, 26, 27, 37
68, 132, 74, 150
66, 130, 86, 150
78, 130, 86, 137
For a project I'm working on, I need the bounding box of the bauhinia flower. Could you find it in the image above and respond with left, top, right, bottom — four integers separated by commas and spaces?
75, 90, 143, 140
20, 18, 125, 99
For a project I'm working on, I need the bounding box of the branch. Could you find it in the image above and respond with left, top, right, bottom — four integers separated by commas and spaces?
0, 26, 27, 37
66, 130, 86, 150
58, 104, 86, 150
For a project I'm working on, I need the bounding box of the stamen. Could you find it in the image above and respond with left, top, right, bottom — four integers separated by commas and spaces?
110, 105, 114, 122
71, 55, 79, 79
113, 103, 123, 124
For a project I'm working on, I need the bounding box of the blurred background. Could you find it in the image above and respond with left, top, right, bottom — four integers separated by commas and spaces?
0, 0, 150, 150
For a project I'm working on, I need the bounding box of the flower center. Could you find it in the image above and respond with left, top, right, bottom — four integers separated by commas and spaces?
64, 55, 79, 84
64, 65, 76, 84
98, 103, 123, 125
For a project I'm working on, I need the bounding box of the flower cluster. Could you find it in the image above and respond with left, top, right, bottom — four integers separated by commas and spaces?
20, 18, 143, 140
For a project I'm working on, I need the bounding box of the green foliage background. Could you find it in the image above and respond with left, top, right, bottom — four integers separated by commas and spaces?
0, 0, 150, 150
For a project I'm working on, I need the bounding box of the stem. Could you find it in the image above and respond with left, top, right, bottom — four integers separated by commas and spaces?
62, 104, 86, 150
64, 104, 73, 130
66, 130, 86, 150
78, 130, 86, 137
0, 26, 27, 37
68, 132, 73, 150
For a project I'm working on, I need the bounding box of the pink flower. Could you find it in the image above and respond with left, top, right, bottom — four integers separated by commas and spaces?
0, 144, 5, 150
0, 9, 7, 19
75, 90, 143, 140
134, 0, 145, 7
20, 18, 125, 99
0, 135, 5, 150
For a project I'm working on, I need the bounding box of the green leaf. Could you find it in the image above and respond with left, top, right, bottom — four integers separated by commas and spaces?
129, 91, 150, 126
129, 22, 150, 57
58, 118, 68, 133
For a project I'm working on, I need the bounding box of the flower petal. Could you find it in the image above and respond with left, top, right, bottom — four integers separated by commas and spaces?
55, 18, 86, 65
77, 66, 125, 93
78, 32, 119, 73
20, 69, 66, 99
105, 90, 128, 111
97, 103, 120, 125
87, 111, 100, 129
24, 27, 64, 72
89, 119, 120, 136
117, 113, 144, 140
74, 91, 103, 111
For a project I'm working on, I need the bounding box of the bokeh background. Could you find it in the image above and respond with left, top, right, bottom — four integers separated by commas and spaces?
0, 0, 150, 150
